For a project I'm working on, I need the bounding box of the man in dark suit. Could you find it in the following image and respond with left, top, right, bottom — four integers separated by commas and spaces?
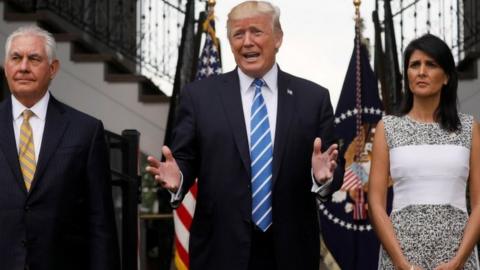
0, 25, 119, 270
146, 1, 343, 269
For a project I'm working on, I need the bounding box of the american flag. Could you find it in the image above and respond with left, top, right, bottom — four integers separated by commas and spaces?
195, 15, 222, 80
173, 9, 221, 270
341, 165, 363, 191
341, 164, 366, 220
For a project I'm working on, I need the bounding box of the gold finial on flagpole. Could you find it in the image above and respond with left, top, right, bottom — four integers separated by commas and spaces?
354, 0, 361, 18
207, 0, 216, 7
353, 0, 361, 8
353, 0, 362, 31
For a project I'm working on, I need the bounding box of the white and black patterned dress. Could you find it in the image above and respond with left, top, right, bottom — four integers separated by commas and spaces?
378, 114, 480, 270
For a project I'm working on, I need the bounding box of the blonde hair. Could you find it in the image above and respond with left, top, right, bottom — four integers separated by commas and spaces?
227, 1, 282, 37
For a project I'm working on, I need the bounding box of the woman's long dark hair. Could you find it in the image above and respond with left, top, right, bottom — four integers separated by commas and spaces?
400, 33, 460, 132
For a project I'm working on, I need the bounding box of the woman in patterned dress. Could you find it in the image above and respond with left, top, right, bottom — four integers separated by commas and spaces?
368, 34, 480, 270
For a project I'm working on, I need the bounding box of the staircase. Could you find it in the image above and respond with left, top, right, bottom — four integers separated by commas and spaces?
0, 0, 171, 156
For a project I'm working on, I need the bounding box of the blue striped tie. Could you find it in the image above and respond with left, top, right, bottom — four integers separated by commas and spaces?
250, 78, 273, 232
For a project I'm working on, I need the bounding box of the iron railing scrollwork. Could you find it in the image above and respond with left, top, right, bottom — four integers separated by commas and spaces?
461, 0, 480, 57
10, 0, 187, 95
106, 129, 141, 270
378, 0, 480, 65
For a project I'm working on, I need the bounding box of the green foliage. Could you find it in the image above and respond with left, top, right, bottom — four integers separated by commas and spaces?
139, 153, 159, 214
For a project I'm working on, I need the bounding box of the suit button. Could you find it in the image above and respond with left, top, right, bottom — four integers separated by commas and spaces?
24, 266, 30, 270
24, 205, 30, 212
21, 239, 27, 246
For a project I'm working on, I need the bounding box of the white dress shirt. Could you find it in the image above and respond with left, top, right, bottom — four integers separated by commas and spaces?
238, 65, 331, 196
12, 92, 50, 162
170, 65, 332, 202
238, 65, 278, 148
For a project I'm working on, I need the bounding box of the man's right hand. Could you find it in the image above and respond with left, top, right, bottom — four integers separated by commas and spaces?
146, 146, 181, 193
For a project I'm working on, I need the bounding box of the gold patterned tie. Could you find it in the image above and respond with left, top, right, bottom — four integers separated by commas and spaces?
19, 109, 36, 191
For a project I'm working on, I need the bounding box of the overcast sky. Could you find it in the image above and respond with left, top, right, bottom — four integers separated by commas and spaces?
211, 1, 376, 108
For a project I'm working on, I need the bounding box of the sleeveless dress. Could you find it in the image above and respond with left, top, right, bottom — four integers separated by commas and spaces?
378, 114, 480, 270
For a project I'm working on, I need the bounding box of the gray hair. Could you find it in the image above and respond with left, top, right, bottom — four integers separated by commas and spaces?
5, 25, 56, 63
227, 1, 283, 38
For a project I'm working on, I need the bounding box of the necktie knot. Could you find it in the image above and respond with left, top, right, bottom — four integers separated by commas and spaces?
253, 78, 264, 89
22, 109, 34, 121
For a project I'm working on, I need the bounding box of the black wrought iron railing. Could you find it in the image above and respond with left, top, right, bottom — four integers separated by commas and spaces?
8, 0, 188, 96
377, 0, 480, 65
106, 129, 141, 270
461, 0, 480, 57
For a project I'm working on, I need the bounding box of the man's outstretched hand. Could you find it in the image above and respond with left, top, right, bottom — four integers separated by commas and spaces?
311, 137, 338, 184
146, 146, 181, 193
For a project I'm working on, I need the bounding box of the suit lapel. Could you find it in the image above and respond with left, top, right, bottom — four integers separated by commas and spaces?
218, 70, 251, 176
272, 70, 294, 186
0, 97, 27, 193
30, 96, 68, 193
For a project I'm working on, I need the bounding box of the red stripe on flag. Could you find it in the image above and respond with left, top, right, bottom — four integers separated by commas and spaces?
175, 235, 190, 267
341, 168, 362, 191
174, 180, 198, 269
190, 181, 198, 198
176, 201, 193, 230
353, 186, 366, 220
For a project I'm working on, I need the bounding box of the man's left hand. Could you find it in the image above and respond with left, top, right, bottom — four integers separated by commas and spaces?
311, 137, 338, 184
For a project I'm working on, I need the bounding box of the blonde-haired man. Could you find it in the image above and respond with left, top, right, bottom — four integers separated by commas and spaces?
147, 1, 343, 269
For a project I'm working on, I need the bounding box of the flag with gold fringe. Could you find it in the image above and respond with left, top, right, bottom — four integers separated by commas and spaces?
318, 4, 390, 269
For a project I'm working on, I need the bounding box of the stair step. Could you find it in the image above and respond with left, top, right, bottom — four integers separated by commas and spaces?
4, 11, 38, 21
105, 73, 147, 83
138, 94, 169, 103
53, 32, 80, 42
72, 53, 114, 62
139, 80, 169, 103
458, 51, 480, 80
2, 0, 169, 103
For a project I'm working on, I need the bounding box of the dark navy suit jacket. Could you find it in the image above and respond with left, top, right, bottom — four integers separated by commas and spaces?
0, 95, 120, 270
171, 68, 344, 270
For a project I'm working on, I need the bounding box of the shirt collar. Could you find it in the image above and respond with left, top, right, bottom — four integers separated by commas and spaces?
237, 64, 278, 94
11, 91, 50, 121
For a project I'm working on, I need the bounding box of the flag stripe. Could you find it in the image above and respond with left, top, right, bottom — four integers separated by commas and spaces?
173, 210, 190, 251
176, 200, 194, 230
341, 167, 363, 191
175, 237, 190, 268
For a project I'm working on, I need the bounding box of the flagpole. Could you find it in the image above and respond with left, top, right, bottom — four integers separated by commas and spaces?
353, 1, 363, 266
207, 0, 222, 67
354, 0, 362, 161
321, 1, 385, 267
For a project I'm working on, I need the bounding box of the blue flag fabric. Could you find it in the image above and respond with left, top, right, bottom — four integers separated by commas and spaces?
195, 16, 221, 80
319, 41, 391, 269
